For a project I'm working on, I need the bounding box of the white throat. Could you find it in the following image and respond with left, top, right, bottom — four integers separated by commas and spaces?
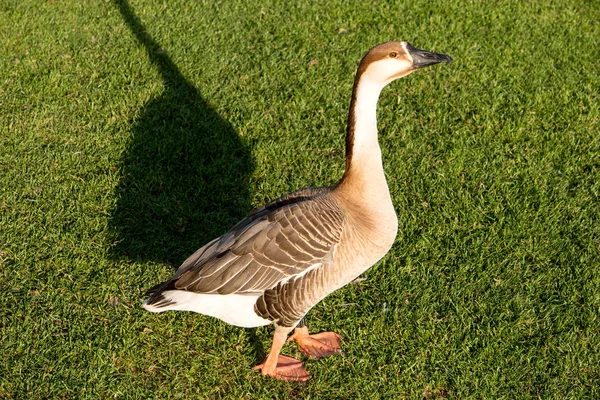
337, 71, 397, 238
350, 78, 386, 159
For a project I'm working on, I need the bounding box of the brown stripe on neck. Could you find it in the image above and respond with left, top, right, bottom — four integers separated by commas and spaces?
342, 54, 372, 181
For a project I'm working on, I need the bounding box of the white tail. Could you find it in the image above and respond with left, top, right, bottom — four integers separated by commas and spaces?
142, 290, 271, 328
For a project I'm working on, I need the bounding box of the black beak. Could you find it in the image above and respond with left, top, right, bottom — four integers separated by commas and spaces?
406, 42, 453, 68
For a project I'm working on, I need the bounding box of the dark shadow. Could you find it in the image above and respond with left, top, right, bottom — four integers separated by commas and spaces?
110, 0, 253, 265
245, 328, 266, 364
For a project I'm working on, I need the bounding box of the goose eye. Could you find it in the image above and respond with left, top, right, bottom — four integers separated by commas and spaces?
389, 52, 398, 58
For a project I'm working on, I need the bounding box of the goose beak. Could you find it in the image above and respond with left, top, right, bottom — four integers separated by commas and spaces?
406, 43, 453, 68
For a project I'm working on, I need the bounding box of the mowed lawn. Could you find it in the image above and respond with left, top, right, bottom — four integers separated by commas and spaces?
1, 0, 599, 398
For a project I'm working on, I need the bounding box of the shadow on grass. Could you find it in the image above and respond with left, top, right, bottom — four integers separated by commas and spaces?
246, 329, 266, 364
110, 0, 254, 266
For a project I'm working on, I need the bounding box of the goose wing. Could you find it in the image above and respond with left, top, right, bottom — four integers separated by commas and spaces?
147, 187, 344, 300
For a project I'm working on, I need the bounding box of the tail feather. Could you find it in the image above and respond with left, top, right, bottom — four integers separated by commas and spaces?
143, 280, 177, 310
141, 289, 271, 327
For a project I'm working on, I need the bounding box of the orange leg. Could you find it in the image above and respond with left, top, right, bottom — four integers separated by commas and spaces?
288, 326, 344, 359
253, 326, 311, 382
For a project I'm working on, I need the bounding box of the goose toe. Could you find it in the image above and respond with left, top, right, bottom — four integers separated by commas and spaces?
254, 355, 311, 382
289, 327, 344, 358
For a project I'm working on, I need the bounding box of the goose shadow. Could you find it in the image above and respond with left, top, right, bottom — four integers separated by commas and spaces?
109, 0, 254, 266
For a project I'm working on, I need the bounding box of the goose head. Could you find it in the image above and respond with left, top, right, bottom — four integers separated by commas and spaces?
357, 41, 453, 87
341, 41, 452, 183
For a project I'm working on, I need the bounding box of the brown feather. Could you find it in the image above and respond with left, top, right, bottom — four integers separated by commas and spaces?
145, 187, 344, 307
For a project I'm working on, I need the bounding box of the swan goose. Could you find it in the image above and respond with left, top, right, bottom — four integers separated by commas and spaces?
143, 41, 452, 381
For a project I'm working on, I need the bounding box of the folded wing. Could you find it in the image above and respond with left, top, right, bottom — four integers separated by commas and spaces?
146, 187, 345, 303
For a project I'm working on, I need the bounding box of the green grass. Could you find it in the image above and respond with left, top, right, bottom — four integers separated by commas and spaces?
1, 0, 599, 398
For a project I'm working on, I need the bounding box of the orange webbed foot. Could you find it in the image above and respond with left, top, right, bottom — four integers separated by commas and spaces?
253, 355, 311, 382
288, 327, 344, 359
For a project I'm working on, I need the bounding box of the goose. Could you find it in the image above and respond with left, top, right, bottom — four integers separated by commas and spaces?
143, 41, 452, 381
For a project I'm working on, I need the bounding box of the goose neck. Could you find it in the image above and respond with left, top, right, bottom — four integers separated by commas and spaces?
342, 76, 386, 181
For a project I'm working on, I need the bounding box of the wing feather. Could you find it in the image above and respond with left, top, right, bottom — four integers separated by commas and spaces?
145, 187, 344, 303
